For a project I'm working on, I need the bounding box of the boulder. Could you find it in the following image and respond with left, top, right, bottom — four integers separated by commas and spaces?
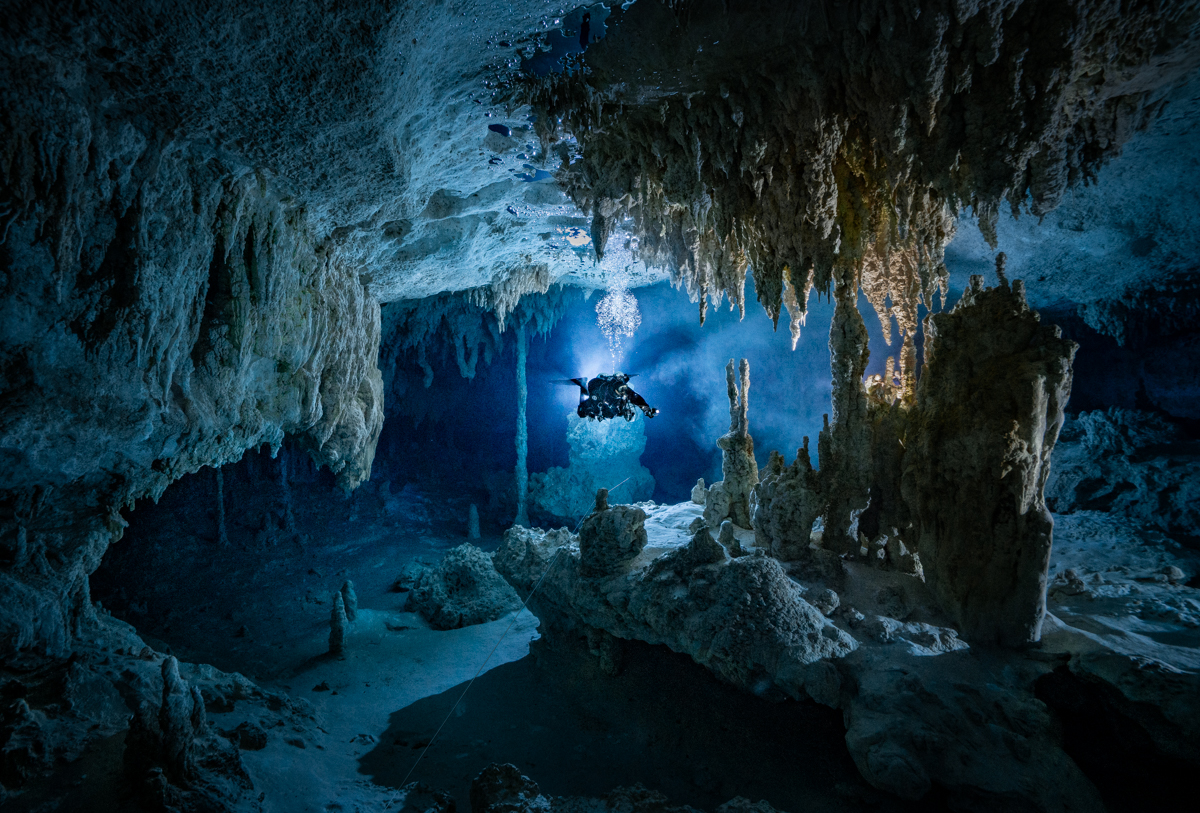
578, 503, 648, 577
408, 544, 522, 630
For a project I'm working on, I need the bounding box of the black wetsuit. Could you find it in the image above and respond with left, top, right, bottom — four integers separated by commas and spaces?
572, 373, 658, 421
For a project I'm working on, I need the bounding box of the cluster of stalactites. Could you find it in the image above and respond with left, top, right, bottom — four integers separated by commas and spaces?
521, 0, 1189, 350
529, 75, 959, 347
381, 281, 580, 387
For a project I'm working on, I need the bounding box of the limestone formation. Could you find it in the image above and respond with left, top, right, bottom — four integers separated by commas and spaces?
703, 359, 759, 530
407, 544, 522, 631
753, 444, 823, 561
690, 478, 706, 505
816, 280, 874, 555
716, 521, 744, 558
0, 160, 385, 663
469, 763, 552, 813
701, 482, 731, 530
495, 521, 857, 695
719, 360, 759, 528
158, 657, 196, 782
903, 272, 1077, 646
526, 0, 1196, 339
1046, 408, 1200, 542
468, 504, 481, 539
340, 580, 358, 623
329, 593, 347, 655
119, 651, 257, 810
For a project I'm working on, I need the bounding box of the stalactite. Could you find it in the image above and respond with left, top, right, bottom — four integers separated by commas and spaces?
514, 322, 530, 528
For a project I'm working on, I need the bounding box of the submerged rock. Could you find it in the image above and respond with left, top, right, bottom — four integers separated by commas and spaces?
495, 517, 856, 696
1046, 408, 1200, 543
578, 499, 648, 577
408, 544, 522, 630
470, 763, 551, 813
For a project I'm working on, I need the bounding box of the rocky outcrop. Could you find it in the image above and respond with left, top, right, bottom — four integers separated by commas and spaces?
407, 544, 523, 631
495, 504, 1134, 811
578, 497, 648, 577
840, 648, 1104, 809
470, 762, 552, 813
0, 154, 385, 663
495, 518, 857, 697
0, 52, 387, 662
904, 272, 1077, 646
470, 762, 792, 813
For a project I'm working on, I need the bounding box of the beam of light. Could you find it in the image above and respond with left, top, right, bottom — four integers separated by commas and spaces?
595, 274, 641, 372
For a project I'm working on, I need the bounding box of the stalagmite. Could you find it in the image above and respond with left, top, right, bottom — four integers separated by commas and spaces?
706, 359, 759, 529
468, 504, 481, 539
159, 656, 196, 783
329, 592, 347, 655
340, 580, 358, 622
903, 266, 1077, 646
818, 278, 873, 555
514, 322, 529, 528
753, 440, 824, 561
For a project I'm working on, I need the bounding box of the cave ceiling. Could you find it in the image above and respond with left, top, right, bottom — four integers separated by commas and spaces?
8, 0, 1198, 326
2, 0, 665, 322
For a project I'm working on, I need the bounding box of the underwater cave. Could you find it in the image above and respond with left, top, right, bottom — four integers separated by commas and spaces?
3, 2, 1200, 812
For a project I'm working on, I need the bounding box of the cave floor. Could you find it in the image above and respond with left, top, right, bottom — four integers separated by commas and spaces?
88, 480, 929, 813
81, 468, 1200, 813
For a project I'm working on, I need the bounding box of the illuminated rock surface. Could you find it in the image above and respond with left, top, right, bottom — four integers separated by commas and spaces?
2, 1, 1199, 811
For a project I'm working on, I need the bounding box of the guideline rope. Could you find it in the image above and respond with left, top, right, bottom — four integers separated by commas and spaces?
397, 545, 564, 789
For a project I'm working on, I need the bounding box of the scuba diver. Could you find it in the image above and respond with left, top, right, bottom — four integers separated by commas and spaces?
557, 373, 659, 422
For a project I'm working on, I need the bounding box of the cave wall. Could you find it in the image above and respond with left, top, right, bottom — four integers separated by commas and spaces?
0, 113, 382, 662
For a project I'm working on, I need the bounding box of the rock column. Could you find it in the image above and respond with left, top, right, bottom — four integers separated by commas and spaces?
514, 322, 530, 527
706, 359, 759, 529
903, 270, 1076, 645
817, 276, 873, 554
215, 468, 230, 548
